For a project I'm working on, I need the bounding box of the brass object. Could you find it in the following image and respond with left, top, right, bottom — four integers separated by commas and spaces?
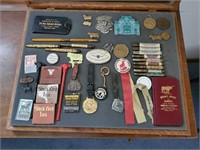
156, 17, 170, 30
32, 38, 98, 42
26, 44, 60, 48
113, 44, 129, 58
83, 98, 98, 114
83, 15, 92, 21
149, 32, 170, 41
60, 44, 95, 49
143, 16, 156, 29
45, 48, 81, 53
83, 21, 92, 26
87, 32, 99, 39
161, 32, 171, 41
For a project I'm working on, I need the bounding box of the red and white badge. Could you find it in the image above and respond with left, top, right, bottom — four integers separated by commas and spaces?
114, 58, 131, 73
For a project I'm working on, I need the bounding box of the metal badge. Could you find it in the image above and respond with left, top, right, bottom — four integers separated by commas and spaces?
113, 44, 129, 58
112, 98, 124, 113
114, 16, 140, 35
114, 58, 131, 73
83, 98, 98, 114
95, 15, 113, 34
143, 16, 156, 30
86, 49, 111, 64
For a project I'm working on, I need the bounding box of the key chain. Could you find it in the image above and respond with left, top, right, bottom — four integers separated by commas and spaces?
95, 67, 110, 100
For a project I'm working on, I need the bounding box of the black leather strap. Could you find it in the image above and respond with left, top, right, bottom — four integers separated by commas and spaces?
112, 73, 118, 99
87, 64, 94, 98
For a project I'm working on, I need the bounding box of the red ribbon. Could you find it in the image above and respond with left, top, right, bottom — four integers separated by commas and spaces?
120, 73, 134, 124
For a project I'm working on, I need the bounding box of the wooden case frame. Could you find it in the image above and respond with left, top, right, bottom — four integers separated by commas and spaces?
6, 0, 197, 138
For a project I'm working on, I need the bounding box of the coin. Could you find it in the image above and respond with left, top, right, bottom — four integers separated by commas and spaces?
83, 98, 98, 114
161, 32, 171, 40
143, 17, 156, 29
113, 44, 129, 58
156, 18, 170, 30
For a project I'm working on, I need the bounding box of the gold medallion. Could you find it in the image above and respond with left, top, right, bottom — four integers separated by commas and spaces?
83, 98, 98, 114
161, 32, 171, 41
113, 44, 129, 58
143, 17, 156, 30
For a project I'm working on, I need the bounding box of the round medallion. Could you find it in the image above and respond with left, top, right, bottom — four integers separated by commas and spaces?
46, 53, 59, 64
95, 87, 107, 100
83, 98, 98, 114
114, 58, 131, 73
86, 49, 111, 64
143, 17, 156, 30
161, 32, 171, 41
156, 17, 170, 30
136, 76, 152, 90
113, 44, 129, 58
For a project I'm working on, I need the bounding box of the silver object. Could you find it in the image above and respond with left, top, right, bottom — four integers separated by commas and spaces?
95, 15, 113, 34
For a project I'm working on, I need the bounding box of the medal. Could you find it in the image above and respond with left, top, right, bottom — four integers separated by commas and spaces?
83, 64, 98, 114
161, 32, 171, 41
95, 67, 110, 100
156, 17, 170, 30
143, 16, 156, 30
115, 58, 134, 124
113, 44, 129, 58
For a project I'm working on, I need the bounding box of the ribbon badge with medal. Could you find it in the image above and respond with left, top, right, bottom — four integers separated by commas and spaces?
114, 58, 135, 124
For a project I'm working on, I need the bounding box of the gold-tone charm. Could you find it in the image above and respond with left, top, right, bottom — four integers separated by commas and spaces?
160, 32, 171, 41
87, 32, 100, 39
83, 21, 92, 26
143, 16, 156, 30
83, 98, 98, 114
83, 15, 92, 21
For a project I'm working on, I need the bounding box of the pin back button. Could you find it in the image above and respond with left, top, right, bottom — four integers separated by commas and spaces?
46, 53, 59, 64
136, 76, 152, 89
114, 58, 131, 73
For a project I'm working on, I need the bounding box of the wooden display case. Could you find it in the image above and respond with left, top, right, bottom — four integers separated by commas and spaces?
6, 0, 197, 138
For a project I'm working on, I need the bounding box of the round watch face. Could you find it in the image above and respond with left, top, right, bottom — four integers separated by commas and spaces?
83, 98, 98, 114
136, 76, 152, 89
94, 87, 107, 100
114, 58, 131, 73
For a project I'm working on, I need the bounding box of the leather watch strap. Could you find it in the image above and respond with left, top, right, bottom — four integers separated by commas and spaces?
87, 64, 94, 98
112, 73, 119, 99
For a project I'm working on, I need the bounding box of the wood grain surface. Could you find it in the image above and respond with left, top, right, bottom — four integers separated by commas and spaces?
0, 8, 197, 138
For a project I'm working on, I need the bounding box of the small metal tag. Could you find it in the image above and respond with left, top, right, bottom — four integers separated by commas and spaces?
95, 87, 107, 100
112, 99, 124, 113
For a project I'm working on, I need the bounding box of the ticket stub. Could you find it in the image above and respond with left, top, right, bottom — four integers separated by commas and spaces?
64, 93, 80, 112
15, 99, 33, 121
24, 55, 37, 74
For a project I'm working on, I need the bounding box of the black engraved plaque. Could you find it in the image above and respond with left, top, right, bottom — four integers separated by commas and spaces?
32, 16, 72, 35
